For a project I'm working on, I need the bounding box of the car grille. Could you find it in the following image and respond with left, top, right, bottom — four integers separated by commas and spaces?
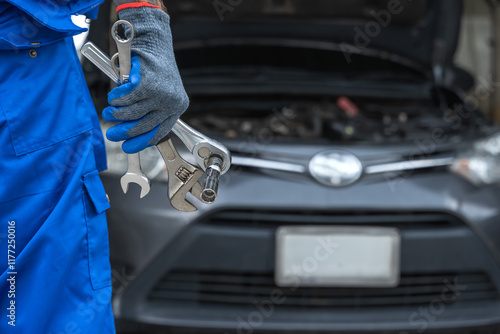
203, 210, 464, 229
149, 270, 499, 308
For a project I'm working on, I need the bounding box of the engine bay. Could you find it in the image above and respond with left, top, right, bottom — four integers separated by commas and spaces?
183, 95, 481, 144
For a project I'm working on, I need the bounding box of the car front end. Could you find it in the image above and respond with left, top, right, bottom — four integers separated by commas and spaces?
86, 0, 500, 332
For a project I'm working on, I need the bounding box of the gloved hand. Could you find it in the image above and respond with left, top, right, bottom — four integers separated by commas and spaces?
103, 5, 189, 154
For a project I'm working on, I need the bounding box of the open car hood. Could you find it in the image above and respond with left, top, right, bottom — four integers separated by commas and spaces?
168, 0, 462, 76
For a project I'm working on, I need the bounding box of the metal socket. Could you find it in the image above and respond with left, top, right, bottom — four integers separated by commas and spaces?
201, 156, 223, 204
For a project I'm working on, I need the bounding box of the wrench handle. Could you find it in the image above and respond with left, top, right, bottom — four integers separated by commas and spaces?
126, 153, 141, 171
81, 42, 120, 84
172, 120, 205, 153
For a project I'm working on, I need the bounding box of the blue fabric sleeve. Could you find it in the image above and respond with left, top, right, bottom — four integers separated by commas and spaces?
0, 0, 103, 49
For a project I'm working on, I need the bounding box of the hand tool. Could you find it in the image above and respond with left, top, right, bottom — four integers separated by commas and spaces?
154, 135, 227, 211
81, 27, 232, 211
110, 20, 151, 199
167, 122, 230, 207
82, 41, 231, 175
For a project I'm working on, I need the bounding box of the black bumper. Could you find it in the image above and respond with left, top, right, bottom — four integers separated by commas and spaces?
112, 208, 500, 333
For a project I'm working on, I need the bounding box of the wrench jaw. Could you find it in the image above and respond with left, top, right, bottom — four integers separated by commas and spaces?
119, 152, 152, 198
120, 173, 151, 199
156, 137, 206, 212
169, 169, 204, 212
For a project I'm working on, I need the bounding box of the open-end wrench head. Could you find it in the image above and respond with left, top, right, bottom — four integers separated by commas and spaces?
120, 173, 151, 199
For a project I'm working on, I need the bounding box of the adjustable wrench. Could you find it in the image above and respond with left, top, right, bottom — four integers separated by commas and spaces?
110, 20, 151, 198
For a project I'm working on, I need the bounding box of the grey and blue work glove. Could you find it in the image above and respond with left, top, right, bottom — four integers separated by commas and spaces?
103, 2, 189, 154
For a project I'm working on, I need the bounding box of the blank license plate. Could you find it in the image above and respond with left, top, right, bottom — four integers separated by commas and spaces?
275, 226, 400, 288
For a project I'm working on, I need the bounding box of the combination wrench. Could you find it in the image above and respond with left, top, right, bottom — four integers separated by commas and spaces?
110, 20, 150, 199
81, 22, 231, 211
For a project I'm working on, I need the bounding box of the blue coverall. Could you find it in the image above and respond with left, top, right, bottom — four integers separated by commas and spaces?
0, 1, 116, 333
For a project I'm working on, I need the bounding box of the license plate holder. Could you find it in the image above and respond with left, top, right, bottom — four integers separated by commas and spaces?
275, 226, 400, 288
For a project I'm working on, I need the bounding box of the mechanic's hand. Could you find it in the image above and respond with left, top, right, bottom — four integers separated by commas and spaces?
103, 5, 189, 154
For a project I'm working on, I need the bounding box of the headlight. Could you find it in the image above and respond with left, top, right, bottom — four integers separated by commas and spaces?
450, 132, 500, 186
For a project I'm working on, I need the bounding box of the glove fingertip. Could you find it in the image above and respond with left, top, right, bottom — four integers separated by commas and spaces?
106, 121, 138, 142
121, 140, 146, 154
106, 127, 122, 142
121, 144, 141, 154
122, 125, 159, 153
102, 107, 122, 122
105, 128, 116, 142
108, 82, 135, 104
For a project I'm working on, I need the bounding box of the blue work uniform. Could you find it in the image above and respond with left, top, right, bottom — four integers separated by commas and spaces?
0, 1, 115, 333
